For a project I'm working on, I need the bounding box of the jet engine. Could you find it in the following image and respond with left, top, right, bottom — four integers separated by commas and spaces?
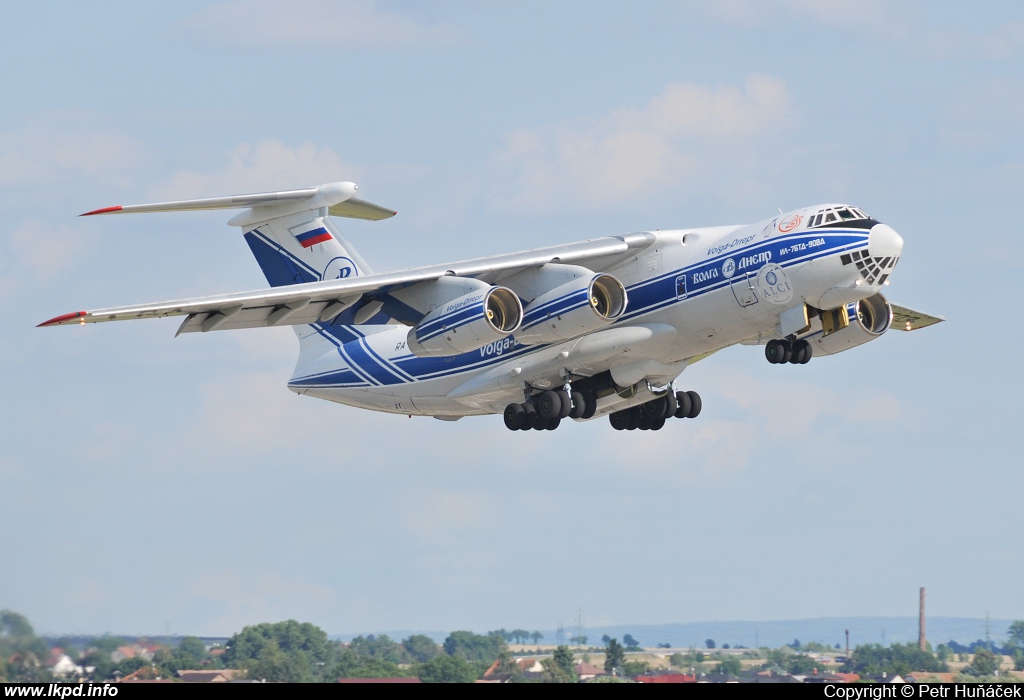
811, 293, 893, 356
407, 286, 522, 357
517, 273, 627, 345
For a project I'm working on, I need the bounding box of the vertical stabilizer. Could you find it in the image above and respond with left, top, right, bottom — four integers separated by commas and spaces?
242, 210, 374, 287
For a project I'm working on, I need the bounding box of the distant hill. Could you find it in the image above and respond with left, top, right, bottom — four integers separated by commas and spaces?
541, 618, 1017, 650
340, 617, 1016, 650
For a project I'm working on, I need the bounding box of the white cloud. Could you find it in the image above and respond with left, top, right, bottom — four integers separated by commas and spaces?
0, 220, 97, 300
179, 570, 342, 635
7, 221, 93, 280
186, 0, 465, 49
691, 2, 1024, 60
0, 120, 147, 188
150, 140, 357, 201
173, 364, 509, 475
486, 75, 794, 214
937, 78, 1024, 152
589, 362, 904, 486
689, 0, 907, 35
399, 489, 491, 543
917, 21, 1024, 59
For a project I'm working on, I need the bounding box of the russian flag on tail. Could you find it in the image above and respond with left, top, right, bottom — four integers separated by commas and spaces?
294, 226, 333, 248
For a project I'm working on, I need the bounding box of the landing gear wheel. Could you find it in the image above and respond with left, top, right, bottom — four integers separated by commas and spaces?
686, 391, 702, 419
789, 343, 806, 364
765, 339, 784, 364
639, 411, 653, 430
799, 339, 812, 364
780, 341, 793, 364
626, 406, 642, 430
581, 391, 598, 420
663, 392, 677, 417
521, 403, 537, 430
557, 391, 572, 419
546, 418, 561, 431
651, 417, 666, 431
644, 397, 668, 420
569, 391, 586, 419
609, 411, 629, 430
503, 403, 525, 431
674, 391, 691, 419
533, 416, 549, 430
536, 390, 562, 419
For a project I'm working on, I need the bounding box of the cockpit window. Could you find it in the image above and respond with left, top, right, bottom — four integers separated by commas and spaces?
808, 205, 874, 228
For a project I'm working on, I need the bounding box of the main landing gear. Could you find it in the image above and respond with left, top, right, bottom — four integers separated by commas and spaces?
502, 388, 597, 431
608, 390, 701, 431
765, 338, 812, 365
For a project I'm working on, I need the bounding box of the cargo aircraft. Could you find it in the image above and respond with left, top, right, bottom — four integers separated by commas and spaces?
40, 182, 943, 432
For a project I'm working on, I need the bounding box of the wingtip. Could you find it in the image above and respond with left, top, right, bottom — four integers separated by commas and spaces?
38, 311, 87, 327
80, 205, 123, 217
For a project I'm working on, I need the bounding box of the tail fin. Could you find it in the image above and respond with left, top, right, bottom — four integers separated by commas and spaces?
82, 182, 397, 357
243, 207, 376, 287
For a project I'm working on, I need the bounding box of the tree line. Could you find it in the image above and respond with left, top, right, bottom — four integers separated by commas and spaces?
4, 609, 1024, 683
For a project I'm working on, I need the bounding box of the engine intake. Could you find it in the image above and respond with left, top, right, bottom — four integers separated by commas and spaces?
517, 273, 627, 345
407, 286, 522, 357
812, 293, 892, 357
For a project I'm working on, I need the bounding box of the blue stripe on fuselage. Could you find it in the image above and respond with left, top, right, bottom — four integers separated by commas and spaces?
619, 230, 867, 321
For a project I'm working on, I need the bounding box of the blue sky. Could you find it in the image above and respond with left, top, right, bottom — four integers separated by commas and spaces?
1, 0, 1022, 638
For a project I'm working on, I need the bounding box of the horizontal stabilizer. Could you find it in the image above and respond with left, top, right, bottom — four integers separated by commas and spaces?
80, 181, 396, 221
890, 304, 944, 331
81, 188, 317, 216
328, 197, 398, 221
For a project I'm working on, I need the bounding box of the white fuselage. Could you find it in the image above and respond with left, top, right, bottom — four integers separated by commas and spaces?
287, 205, 904, 419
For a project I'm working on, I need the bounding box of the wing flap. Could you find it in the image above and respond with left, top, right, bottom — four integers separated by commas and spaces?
174, 303, 336, 335
889, 304, 945, 331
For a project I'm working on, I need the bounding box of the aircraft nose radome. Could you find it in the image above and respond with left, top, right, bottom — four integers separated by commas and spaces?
869, 223, 903, 258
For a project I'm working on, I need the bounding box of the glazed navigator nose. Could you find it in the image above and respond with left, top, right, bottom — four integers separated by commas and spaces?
844, 223, 903, 287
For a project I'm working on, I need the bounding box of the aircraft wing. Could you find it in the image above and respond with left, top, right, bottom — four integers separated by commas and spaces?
38, 233, 655, 334
889, 304, 945, 331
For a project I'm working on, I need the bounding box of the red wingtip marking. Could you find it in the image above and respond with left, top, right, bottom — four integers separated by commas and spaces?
80, 205, 123, 217
38, 311, 87, 327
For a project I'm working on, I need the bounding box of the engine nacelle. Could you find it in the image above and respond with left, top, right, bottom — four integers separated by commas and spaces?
517, 273, 627, 345
407, 286, 522, 357
811, 293, 892, 357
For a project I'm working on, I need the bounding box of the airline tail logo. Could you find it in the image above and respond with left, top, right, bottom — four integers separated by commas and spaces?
293, 226, 333, 248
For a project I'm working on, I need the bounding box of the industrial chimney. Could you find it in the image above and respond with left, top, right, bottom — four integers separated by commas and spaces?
919, 587, 926, 651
